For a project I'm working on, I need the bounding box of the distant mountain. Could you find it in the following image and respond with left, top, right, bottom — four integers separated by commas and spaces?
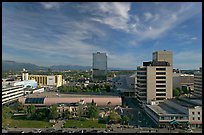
2, 60, 46, 71
2, 60, 135, 71
50, 65, 91, 70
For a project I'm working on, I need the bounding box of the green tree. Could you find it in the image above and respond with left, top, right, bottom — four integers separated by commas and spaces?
26, 105, 36, 119
16, 101, 26, 112
120, 115, 129, 125
2, 106, 12, 123
87, 100, 99, 118
105, 84, 111, 92
49, 105, 58, 120
173, 88, 180, 97
182, 87, 189, 94
35, 108, 49, 120
64, 109, 71, 119
108, 111, 121, 124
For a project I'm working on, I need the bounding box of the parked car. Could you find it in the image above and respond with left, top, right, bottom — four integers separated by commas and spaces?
32, 129, 42, 133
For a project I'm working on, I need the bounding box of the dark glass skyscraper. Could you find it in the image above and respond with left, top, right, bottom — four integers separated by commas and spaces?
92, 52, 107, 81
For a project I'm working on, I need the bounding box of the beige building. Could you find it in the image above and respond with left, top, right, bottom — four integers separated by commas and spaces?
136, 50, 173, 104
173, 73, 194, 90
57, 103, 88, 118
193, 68, 202, 98
153, 50, 173, 66
136, 63, 172, 104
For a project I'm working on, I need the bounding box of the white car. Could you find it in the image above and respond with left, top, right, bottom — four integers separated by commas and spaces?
187, 129, 193, 133
32, 129, 42, 133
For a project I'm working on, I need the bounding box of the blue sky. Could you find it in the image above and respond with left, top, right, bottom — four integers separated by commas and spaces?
2, 2, 202, 69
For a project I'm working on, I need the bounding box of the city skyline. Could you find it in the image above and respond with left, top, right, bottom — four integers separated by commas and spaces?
2, 2, 202, 69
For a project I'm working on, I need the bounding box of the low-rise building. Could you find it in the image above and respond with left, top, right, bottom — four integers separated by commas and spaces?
173, 73, 194, 91
112, 73, 136, 97
145, 97, 202, 128
18, 92, 122, 107
14, 80, 38, 89
2, 85, 25, 105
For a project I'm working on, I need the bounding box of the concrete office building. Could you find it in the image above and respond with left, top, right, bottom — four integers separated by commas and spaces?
193, 67, 202, 98
153, 50, 173, 66
2, 85, 25, 105
136, 50, 173, 104
92, 52, 107, 81
173, 73, 194, 90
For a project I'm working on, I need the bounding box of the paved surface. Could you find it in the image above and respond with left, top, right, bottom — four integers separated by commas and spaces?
123, 97, 156, 127
4, 127, 202, 133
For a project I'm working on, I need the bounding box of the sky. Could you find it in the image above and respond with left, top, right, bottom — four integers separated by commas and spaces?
2, 2, 202, 69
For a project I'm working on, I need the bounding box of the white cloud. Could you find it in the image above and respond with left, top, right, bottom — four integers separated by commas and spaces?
144, 12, 153, 21
191, 37, 197, 40
40, 2, 61, 9
174, 51, 202, 69
90, 2, 131, 32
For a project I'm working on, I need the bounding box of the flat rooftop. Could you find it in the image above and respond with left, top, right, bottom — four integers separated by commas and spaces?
147, 103, 186, 115
26, 91, 120, 98
190, 99, 202, 106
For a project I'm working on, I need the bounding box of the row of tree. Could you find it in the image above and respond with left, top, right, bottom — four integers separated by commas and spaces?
24, 105, 58, 120
173, 87, 191, 97
58, 84, 111, 93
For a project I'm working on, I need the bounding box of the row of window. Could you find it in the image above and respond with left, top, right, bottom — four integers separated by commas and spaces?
137, 72, 147, 75
156, 89, 166, 92
156, 81, 166, 83
192, 112, 200, 115
156, 85, 166, 87
156, 68, 166, 71
156, 72, 166, 75
137, 76, 147, 79
156, 76, 166, 79
156, 93, 166, 96
192, 117, 201, 120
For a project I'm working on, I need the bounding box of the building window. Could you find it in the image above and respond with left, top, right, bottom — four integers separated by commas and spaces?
156, 68, 166, 70
160, 117, 164, 120
156, 81, 166, 83
198, 117, 200, 120
198, 112, 200, 115
192, 112, 194, 115
156, 85, 166, 87
156, 89, 166, 92
156, 76, 166, 79
192, 117, 194, 120
156, 72, 166, 75
156, 93, 166, 96
156, 97, 165, 100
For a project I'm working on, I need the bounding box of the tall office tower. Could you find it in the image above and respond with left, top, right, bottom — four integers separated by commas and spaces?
193, 67, 202, 98
136, 50, 173, 104
92, 52, 107, 81
152, 50, 173, 66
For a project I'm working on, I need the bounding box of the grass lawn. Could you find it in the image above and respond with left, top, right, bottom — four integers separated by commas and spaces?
64, 119, 106, 128
3, 116, 53, 128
